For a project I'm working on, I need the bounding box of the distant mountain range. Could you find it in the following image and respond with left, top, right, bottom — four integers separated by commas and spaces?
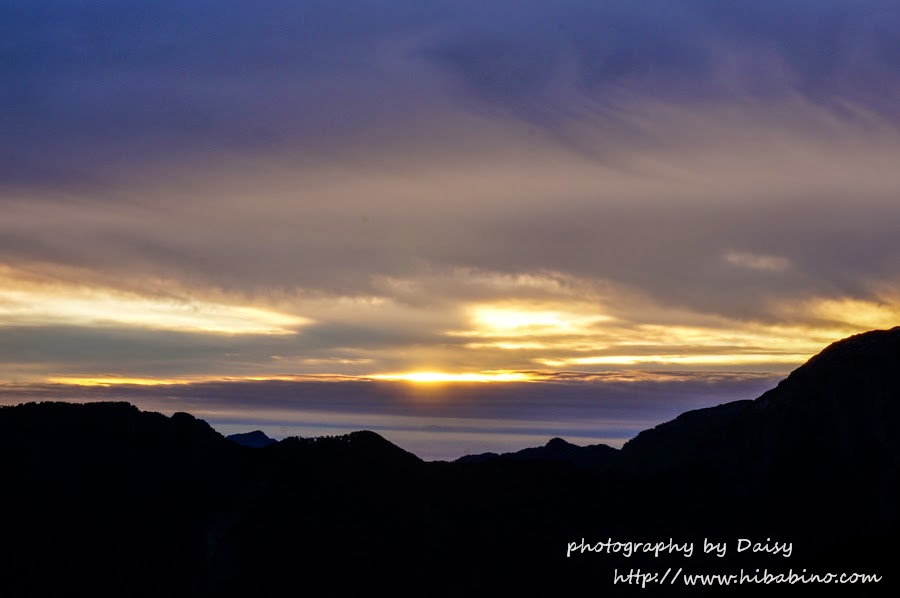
225, 430, 277, 448
1, 327, 898, 596
455, 436, 618, 469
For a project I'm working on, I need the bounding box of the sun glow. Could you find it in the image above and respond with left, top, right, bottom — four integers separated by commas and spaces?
47, 376, 190, 387
464, 305, 610, 337
0, 270, 309, 335
370, 371, 534, 383
537, 354, 811, 367
806, 297, 900, 330
45, 373, 386, 387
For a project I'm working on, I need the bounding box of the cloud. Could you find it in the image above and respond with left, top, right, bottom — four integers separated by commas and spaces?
724, 251, 791, 272
0, 371, 782, 459
1, 1, 900, 392
3, 1, 900, 189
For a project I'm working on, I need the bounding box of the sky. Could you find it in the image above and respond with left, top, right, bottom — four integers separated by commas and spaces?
2, 1, 899, 458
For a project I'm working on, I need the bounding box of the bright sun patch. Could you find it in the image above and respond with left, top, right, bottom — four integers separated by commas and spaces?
545, 354, 811, 367
806, 297, 900, 330
466, 305, 610, 337
370, 371, 534, 383
0, 272, 309, 335
47, 376, 189, 387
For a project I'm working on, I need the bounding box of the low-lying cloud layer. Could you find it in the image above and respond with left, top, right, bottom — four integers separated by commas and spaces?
0, 372, 782, 460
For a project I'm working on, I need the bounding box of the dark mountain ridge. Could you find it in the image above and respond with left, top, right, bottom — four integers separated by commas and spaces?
455, 436, 618, 469
225, 430, 276, 448
620, 326, 900, 473
1, 327, 898, 596
616, 327, 900, 538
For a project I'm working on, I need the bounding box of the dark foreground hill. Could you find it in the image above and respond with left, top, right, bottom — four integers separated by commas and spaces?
2, 328, 899, 596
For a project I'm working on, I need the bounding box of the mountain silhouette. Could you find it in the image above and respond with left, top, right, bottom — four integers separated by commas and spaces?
225, 430, 277, 448
456, 436, 617, 469
1, 328, 898, 596
621, 326, 900, 476
616, 327, 900, 544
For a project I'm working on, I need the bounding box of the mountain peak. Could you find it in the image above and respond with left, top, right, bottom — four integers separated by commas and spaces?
797, 326, 900, 371
226, 430, 277, 448
620, 326, 900, 481
545, 437, 573, 449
